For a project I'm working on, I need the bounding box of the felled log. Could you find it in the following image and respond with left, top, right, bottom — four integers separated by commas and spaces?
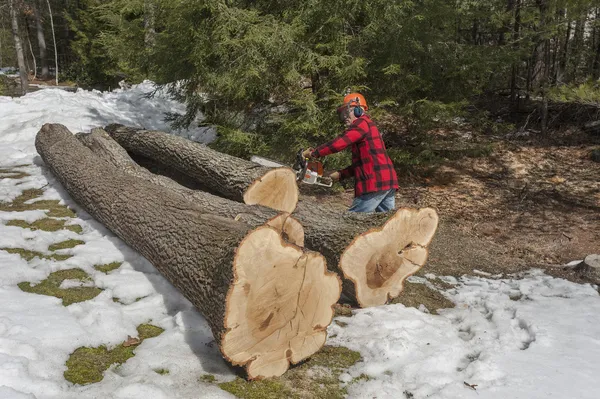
294, 205, 438, 307
36, 124, 341, 379
583, 120, 600, 136
104, 124, 299, 213
91, 127, 439, 307
574, 254, 600, 280
76, 128, 304, 246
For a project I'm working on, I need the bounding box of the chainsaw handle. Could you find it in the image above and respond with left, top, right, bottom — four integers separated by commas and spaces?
294, 149, 309, 182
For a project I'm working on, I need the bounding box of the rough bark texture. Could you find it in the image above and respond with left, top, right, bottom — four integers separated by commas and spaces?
33, 1, 48, 80
84, 128, 439, 307
105, 124, 298, 213
9, 0, 28, 95
75, 128, 305, 246
574, 254, 600, 280
37, 124, 340, 379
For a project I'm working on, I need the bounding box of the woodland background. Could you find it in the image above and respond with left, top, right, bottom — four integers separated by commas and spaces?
2, 0, 600, 172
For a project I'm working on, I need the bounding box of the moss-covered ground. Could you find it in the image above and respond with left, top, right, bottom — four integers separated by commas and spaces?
18, 269, 102, 306
217, 346, 362, 399
390, 281, 455, 315
64, 324, 164, 385
0, 188, 76, 218
94, 262, 122, 274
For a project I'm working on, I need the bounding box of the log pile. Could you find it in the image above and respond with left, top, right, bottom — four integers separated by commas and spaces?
36, 124, 340, 379
105, 124, 439, 307
36, 122, 439, 379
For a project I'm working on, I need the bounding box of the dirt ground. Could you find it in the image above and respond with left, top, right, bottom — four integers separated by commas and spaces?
309, 127, 600, 287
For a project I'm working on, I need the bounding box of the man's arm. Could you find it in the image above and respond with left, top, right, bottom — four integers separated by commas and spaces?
312, 122, 367, 158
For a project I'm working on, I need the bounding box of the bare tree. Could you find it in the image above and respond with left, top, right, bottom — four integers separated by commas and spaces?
144, 0, 156, 48
26, 21, 36, 79
45, 0, 56, 84
33, 0, 48, 79
9, 0, 28, 95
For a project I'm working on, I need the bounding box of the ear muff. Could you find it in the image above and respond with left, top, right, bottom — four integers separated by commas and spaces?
353, 106, 364, 118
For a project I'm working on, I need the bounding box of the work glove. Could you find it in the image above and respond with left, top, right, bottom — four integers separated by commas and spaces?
302, 148, 315, 159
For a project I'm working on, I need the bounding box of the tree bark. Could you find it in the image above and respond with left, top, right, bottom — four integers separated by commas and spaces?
75, 128, 306, 247
26, 21, 36, 79
9, 0, 28, 95
33, 0, 48, 80
100, 126, 439, 307
36, 123, 341, 379
105, 124, 299, 213
143, 0, 156, 49
510, 0, 521, 108
44, 0, 57, 85
573, 254, 600, 282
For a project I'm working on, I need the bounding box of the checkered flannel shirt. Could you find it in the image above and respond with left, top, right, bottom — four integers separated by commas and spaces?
312, 115, 398, 197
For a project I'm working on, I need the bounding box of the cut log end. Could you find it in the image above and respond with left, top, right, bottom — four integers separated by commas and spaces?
222, 226, 341, 380
243, 168, 299, 213
340, 208, 439, 308
265, 214, 305, 247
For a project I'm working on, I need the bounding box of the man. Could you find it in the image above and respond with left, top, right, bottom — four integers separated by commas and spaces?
303, 93, 398, 213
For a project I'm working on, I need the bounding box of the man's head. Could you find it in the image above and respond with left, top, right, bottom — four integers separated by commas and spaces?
337, 93, 368, 126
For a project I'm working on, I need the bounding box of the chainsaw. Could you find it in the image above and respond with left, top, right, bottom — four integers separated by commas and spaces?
251, 149, 333, 187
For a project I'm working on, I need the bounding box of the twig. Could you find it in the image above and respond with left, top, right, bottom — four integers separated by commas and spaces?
464, 381, 478, 393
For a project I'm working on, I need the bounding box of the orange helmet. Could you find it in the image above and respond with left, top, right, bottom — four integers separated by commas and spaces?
342, 93, 368, 110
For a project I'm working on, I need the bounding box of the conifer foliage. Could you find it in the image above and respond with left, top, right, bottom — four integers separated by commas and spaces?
3, 0, 600, 158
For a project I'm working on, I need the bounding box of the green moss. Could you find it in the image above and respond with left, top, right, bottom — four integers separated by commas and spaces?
137, 324, 165, 340
94, 262, 122, 274
390, 281, 455, 315
333, 303, 353, 318
1, 247, 73, 261
0, 168, 30, 179
219, 378, 290, 399
6, 218, 82, 233
64, 324, 165, 385
351, 373, 373, 383
218, 346, 362, 399
200, 374, 216, 383
154, 368, 170, 375
18, 269, 102, 306
48, 239, 85, 251
0, 188, 76, 217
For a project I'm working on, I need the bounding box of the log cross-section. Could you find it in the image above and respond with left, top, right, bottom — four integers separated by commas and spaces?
36, 124, 341, 379
105, 124, 299, 213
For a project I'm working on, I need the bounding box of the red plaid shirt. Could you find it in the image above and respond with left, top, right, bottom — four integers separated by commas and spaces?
312, 115, 398, 197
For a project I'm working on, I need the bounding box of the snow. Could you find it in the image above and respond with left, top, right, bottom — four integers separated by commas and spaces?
1, 84, 599, 398
331, 271, 600, 398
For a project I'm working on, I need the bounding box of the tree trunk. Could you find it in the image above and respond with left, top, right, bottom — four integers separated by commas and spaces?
559, 17, 571, 82
593, 9, 600, 79
293, 203, 438, 307
144, 0, 156, 49
104, 124, 299, 213
100, 126, 439, 307
510, 0, 521, 108
573, 254, 600, 281
9, 0, 28, 95
33, 0, 48, 80
45, 0, 57, 85
536, 0, 550, 134
26, 22, 36, 79
75, 128, 305, 247
36, 123, 341, 380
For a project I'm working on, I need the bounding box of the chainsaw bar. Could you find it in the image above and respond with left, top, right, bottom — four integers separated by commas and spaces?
250, 156, 287, 168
